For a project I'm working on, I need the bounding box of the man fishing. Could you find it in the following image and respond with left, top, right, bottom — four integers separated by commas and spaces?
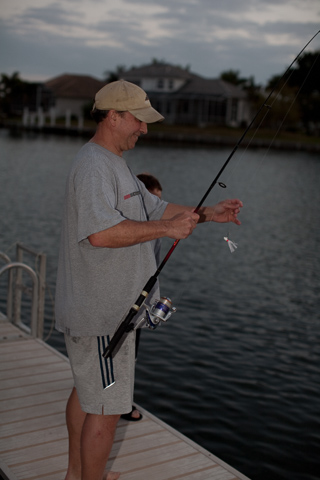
55, 79, 243, 480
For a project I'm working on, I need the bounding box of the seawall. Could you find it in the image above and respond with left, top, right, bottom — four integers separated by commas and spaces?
1, 122, 320, 153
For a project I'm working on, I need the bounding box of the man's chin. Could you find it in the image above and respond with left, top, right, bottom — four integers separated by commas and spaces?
131, 136, 139, 148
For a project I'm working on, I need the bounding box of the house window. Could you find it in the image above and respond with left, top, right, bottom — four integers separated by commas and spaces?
168, 79, 174, 90
157, 79, 164, 89
207, 100, 226, 122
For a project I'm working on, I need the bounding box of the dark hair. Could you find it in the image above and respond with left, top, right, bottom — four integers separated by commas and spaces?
137, 173, 162, 192
91, 109, 109, 124
90, 109, 127, 124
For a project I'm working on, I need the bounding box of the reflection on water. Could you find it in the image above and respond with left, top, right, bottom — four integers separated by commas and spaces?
0, 129, 319, 480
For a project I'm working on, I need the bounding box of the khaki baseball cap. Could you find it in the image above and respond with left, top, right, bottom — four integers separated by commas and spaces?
93, 79, 164, 123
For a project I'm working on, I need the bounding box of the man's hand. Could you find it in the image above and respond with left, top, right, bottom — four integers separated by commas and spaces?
166, 210, 200, 239
209, 199, 243, 225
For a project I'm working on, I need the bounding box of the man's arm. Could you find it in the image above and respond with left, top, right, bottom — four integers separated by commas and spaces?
88, 210, 199, 248
162, 198, 243, 224
88, 198, 243, 248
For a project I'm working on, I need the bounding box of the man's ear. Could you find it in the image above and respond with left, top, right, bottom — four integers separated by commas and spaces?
108, 109, 118, 125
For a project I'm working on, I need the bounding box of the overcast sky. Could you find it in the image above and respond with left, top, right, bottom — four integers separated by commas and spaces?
1, 0, 319, 86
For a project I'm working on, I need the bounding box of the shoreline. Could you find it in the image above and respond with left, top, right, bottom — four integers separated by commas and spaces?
1, 122, 320, 153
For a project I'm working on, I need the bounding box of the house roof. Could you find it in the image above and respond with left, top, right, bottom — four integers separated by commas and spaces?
124, 62, 194, 81
45, 74, 105, 100
178, 77, 246, 98
124, 62, 200, 81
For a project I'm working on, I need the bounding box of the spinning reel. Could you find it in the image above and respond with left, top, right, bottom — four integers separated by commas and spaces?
135, 296, 177, 330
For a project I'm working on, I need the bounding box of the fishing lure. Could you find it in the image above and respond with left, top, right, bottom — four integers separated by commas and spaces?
224, 237, 238, 253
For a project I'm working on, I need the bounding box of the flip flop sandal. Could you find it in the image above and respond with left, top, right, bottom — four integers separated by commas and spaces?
121, 406, 143, 422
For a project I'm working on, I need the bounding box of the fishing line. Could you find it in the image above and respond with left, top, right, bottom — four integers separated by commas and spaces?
208, 65, 303, 245
263, 51, 320, 150
215, 46, 320, 215
219, 68, 305, 191
103, 30, 320, 359
181, 40, 320, 315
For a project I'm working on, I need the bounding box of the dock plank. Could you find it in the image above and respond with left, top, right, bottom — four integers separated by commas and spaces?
0, 368, 72, 389
0, 412, 66, 437
0, 320, 250, 480
0, 400, 67, 424
0, 361, 70, 382
1, 438, 68, 466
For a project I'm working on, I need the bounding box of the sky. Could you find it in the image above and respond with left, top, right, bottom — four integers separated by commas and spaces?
1, 0, 319, 86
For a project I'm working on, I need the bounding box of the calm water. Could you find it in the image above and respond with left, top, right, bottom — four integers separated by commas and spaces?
0, 128, 319, 480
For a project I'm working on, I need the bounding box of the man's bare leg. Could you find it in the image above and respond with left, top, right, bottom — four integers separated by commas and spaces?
65, 387, 86, 480
81, 412, 120, 480
64, 388, 120, 480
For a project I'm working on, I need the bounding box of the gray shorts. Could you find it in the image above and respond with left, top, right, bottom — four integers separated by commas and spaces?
64, 332, 136, 415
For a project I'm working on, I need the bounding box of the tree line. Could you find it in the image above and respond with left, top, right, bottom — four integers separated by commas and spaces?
220, 51, 320, 134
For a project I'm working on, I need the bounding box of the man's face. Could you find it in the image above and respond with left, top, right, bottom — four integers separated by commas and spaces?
116, 112, 148, 153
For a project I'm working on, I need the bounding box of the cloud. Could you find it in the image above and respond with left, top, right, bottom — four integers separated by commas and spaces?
21, 4, 82, 27
0, 0, 319, 84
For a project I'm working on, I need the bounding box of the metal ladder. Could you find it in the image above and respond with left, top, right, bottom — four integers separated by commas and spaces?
0, 243, 46, 339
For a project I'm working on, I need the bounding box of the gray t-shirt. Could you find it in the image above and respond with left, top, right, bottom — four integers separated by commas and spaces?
55, 142, 168, 336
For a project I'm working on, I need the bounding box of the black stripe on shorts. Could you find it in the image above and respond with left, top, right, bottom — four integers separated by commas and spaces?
97, 336, 115, 389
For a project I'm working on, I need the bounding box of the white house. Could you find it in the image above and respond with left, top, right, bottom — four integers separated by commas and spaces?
44, 73, 104, 119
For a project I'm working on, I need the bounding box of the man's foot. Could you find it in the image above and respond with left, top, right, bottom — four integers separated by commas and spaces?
103, 471, 120, 480
120, 406, 142, 422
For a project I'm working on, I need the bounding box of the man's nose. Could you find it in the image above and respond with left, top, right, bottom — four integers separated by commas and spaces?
140, 122, 148, 134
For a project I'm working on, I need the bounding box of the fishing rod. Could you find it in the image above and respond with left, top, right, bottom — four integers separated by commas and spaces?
103, 30, 320, 359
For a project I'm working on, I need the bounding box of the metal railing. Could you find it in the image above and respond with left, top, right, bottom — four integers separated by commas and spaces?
0, 243, 46, 338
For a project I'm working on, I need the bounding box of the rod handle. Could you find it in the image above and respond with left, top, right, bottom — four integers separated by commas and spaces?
103, 275, 158, 358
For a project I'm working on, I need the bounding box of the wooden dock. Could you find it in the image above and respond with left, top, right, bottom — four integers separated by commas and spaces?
0, 317, 250, 480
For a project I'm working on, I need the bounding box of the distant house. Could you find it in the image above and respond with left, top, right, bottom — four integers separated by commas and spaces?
44, 74, 105, 118
123, 62, 250, 127
36, 66, 249, 127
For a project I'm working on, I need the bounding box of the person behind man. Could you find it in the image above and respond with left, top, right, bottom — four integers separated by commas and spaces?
55, 79, 243, 480
136, 172, 163, 265
137, 173, 162, 199
120, 173, 163, 422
